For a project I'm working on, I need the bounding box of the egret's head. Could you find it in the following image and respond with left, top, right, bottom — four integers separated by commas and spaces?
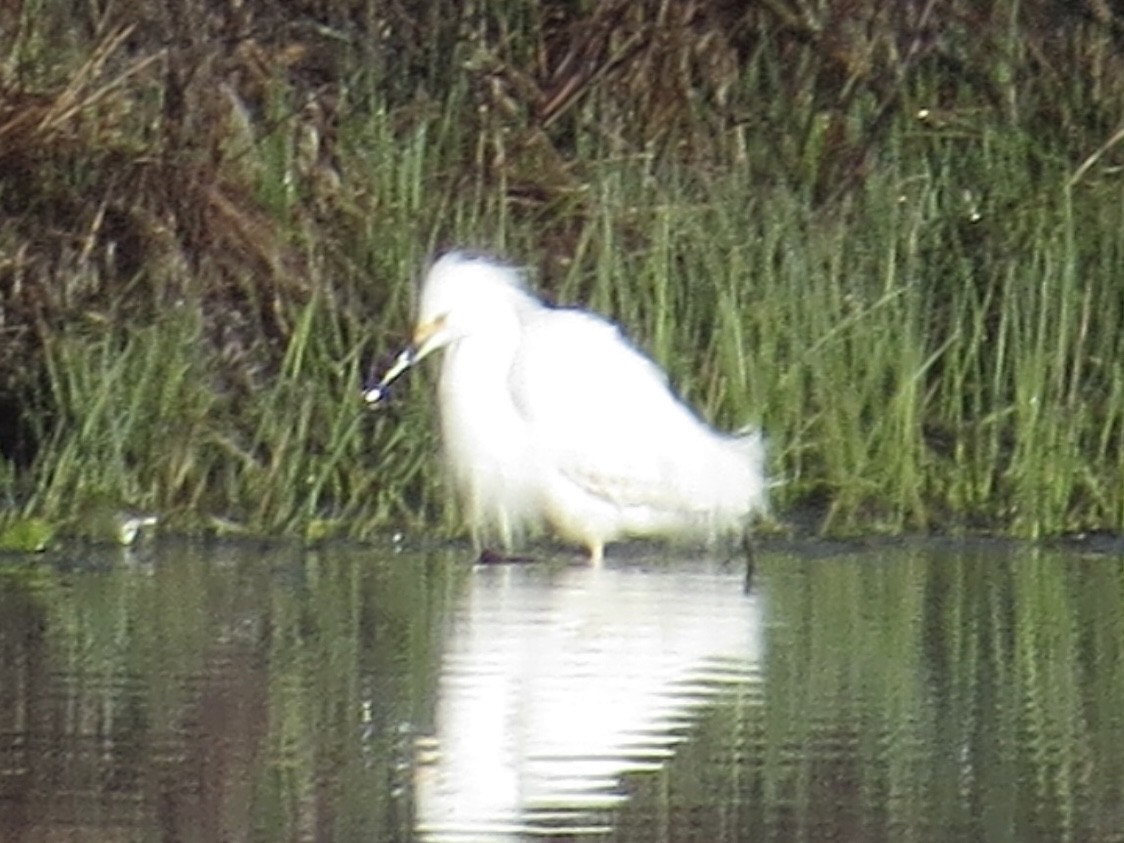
412, 251, 532, 361
364, 250, 533, 408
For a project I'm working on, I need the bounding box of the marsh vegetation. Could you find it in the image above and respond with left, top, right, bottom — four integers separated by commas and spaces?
1, 1, 1122, 542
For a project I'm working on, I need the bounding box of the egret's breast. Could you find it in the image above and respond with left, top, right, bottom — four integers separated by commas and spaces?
438, 334, 538, 530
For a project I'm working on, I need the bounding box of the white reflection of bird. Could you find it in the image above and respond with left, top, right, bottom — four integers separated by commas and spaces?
366, 251, 768, 566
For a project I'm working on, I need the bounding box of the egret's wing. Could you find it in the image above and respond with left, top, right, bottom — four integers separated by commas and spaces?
509, 308, 711, 511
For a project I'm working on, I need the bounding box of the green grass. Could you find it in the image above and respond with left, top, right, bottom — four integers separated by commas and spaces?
1, 1, 1123, 542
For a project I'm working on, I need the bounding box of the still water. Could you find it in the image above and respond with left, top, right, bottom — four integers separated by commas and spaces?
0, 538, 1122, 841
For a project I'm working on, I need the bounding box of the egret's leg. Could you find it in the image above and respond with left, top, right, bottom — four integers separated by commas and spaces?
741, 531, 756, 594
587, 541, 604, 567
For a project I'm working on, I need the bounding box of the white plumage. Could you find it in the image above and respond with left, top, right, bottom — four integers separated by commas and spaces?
370, 250, 768, 564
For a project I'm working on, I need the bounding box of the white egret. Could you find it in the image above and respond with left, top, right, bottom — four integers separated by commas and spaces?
366, 250, 768, 566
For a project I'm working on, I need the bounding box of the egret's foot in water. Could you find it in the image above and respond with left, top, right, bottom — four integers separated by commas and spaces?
475, 549, 536, 565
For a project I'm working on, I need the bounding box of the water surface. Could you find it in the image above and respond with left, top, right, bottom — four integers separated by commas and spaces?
0, 539, 1121, 841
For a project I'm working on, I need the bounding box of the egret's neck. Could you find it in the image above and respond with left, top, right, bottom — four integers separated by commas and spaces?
435, 299, 535, 521
436, 294, 534, 447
